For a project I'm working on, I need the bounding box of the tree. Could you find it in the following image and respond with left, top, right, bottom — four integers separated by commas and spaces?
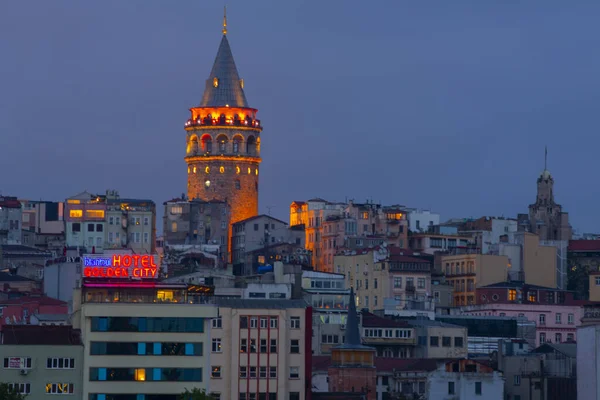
179, 388, 215, 400
0, 383, 26, 400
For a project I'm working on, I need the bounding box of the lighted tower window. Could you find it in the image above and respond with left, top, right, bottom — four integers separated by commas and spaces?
236, 166, 241, 174
255, 169, 258, 176
205, 166, 210, 174
219, 166, 225, 173
193, 167, 197, 174
205, 180, 211, 188
248, 167, 251, 174
240, 79, 244, 89
187, 167, 190, 174
213, 77, 219, 88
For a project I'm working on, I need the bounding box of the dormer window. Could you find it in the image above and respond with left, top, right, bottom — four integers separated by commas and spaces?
213, 77, 219, 88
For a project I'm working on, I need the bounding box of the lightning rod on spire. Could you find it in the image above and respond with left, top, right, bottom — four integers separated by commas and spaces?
222, 6, 228, 35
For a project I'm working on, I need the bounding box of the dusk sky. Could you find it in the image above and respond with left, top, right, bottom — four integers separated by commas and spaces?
1, 1, 599, 234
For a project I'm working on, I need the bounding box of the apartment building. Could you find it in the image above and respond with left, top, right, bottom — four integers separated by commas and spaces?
0, 196, 23, 244
208, 298, 311, 400
105, 190, 156, 254
441, 251, 509, 306
335, 246, 433, 312
290, 199, 408, 272
163, 197, 229, 255
0, 325, 83, 398
231, 214, 304, 267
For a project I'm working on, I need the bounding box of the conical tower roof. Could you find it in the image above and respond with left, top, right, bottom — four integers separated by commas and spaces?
200, 34, 249, 108
344, 286, 362, 346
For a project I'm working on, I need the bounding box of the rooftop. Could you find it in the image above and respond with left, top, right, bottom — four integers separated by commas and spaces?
568, 240, 600, 252
0, 295, 67, 307
0, 272, 35, 282
215, 298, 308, 309
232, 214, 288, 226
361, 311, 410, 328
1, 325, 82, 345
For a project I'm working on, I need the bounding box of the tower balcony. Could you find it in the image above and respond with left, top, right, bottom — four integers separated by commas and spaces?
184, 116, 261, 130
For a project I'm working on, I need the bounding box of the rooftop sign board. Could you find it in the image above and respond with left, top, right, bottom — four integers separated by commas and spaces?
82, 254, 159, 279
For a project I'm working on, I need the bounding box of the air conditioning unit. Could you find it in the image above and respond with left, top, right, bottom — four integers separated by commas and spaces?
20, 369, 28, 376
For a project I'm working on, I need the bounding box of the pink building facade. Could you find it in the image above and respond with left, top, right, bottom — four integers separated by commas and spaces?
461, 303, 583, 346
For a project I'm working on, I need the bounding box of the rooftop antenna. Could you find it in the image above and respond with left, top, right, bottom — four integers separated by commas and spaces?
544, 145, 548, 171
266, 206, 275, 216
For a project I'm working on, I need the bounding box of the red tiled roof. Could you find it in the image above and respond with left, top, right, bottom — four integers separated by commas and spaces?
0, 295, 67, 306
1, 325, 82, 345
568, 240, 600, 252
361, 312, 410, 328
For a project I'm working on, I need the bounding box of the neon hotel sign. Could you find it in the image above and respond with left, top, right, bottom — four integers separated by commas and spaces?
83, 255, 158, 279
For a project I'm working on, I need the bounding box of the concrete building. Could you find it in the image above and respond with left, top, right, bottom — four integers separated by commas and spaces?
20, 199, 65, 235
577, 324, 600, 399
163, 197, 229, 263
361, 311, 417, 359
0, 196, 22, 244
104, 190, 156, 254
0, 244, 52, 280
409, 319, 468, 359
302, 270, 350, 356
208, 298, 311, 400
567, 239, 600, 300
65, 191, 107, 252
404, 208, 440, 233
290, 199, 409, 272
231, 214, 304, 267
71, 254, 217, 399
517, 154, 572, 241
461, 294, 582, 347
458, 216, 518, 254
409, 232, 472, 255
43, 249, 82, 312
0, 324, 83, 398
441, 251, 509, 306
184, 21, 262, 250
335, 246, 434, 313
427, 359, 504, 400
500, 341, 576, 400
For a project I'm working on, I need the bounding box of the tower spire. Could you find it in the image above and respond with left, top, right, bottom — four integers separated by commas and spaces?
544, 145, 548, 171
222, 6, 227, 35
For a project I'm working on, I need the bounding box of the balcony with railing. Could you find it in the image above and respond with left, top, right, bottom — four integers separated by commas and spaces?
185, 115, 261, 129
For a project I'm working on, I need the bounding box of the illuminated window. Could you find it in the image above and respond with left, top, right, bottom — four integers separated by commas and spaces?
508, 289, 517, 301
240, 79, 244, 88
219, 166, 225, 173
211, 366, 222, 378
360, 212, 369, 219
193, 167, 197, 173
171, 222, 177, 233
171, 206, 183, 214
134, 368, 146, 381
205, 180, 211, 188
187, 167, 190, 174
67, 199, 81, 204
205, 166, 210, 174
248, 167, 251, 174
213, 77, 219, 87
157, 291, 174, 301
46, 383, 74, 394
86, 210, 105, 218
255, 168, 258, 175
258, 255, 265, 264
69, 209, 83, 218
236, 166, 240, 174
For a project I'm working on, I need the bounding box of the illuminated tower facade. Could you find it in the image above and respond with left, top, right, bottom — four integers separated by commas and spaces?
184, 12, 261, 246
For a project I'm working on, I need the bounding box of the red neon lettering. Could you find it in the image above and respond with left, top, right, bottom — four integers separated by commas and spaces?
113, 255, 122, 267
141, 256, 149, 267
132, 255, 140, 266
150, 257, 157, 268
123, 255, 132, 267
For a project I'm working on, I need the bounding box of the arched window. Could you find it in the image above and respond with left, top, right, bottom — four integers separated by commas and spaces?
216, 134, 228, 153
189, 136, 199, 155
201, 135, 212, 153
247, 136, 256, 155
233, 136, 243, 153
171, 222, 177, 233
